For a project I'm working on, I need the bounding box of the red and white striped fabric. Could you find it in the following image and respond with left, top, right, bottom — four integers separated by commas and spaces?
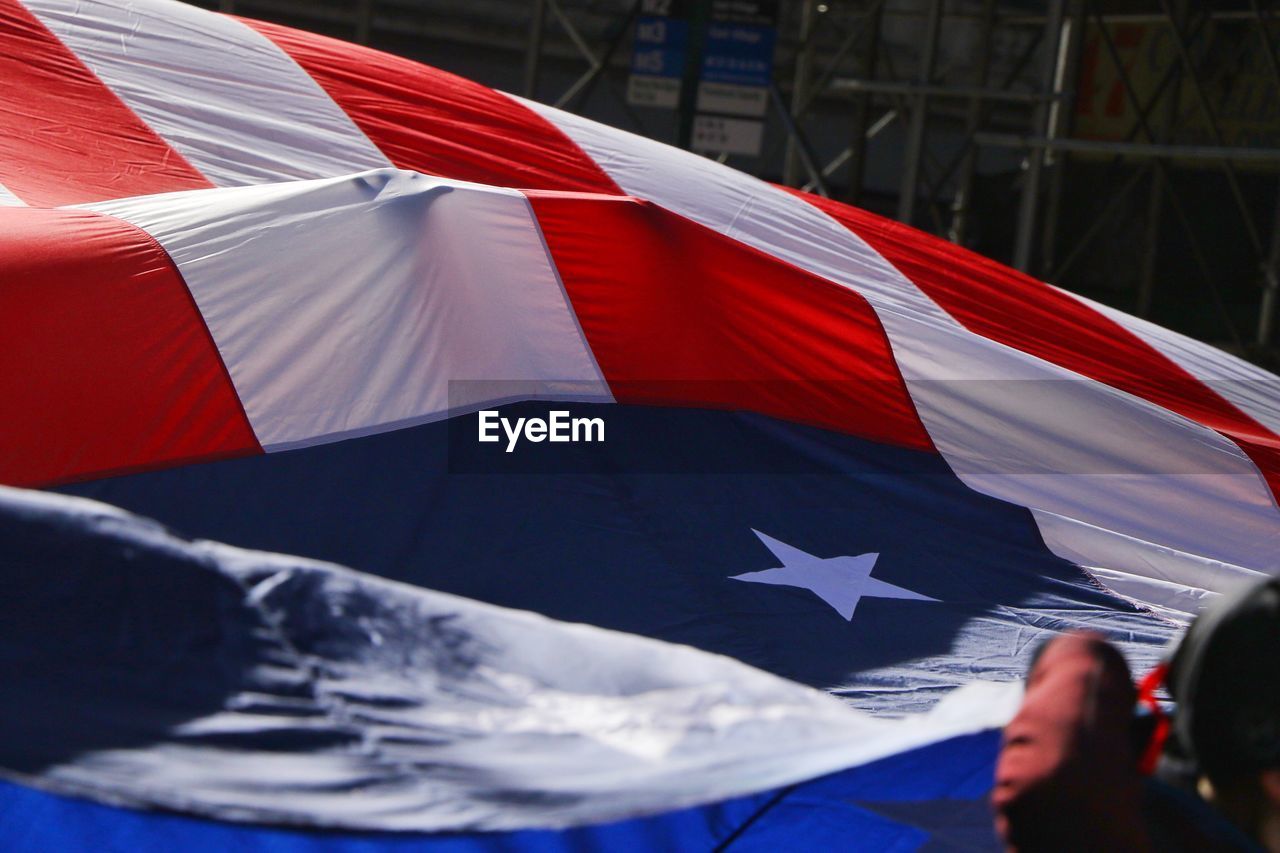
2, 0, 1277, 621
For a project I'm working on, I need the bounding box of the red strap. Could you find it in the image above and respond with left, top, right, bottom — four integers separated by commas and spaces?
1136, 661, 1172, 776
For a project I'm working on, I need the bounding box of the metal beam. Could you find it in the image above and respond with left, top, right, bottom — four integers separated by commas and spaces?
1157, 0, 1264, 256
1012, 0, 1067, 272
549, 0, 600, 73
795, 0, 889, 120
1038, 0, 1086, 277
978, 134, 1280, 164
804, 109, 898, 194
1250, 0, 1280, 346
551, 0, 644, 127
829, 79, 1051, 103
897, 0, 943, 224
1136, 0, 1186, 318
921, 26, 1047, 222
523, 0, 547, 99
1007, 10, 1265, 25
1084, 1, 1254, 331
1080, 12, 1249, 350
784, 0, 820, 186
1258, 185, 1280, 347
1088, 0, 1207, 148
770, 83, 830, 197
846, 0, 885, 205
1251, 0, 1280, 86
949, 0, 996, 245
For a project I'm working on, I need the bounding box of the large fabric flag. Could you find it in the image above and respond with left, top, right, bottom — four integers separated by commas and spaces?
2, 0, 1279, 847
1, 484, 1020, 849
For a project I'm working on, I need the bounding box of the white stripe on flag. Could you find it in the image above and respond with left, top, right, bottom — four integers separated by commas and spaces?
82, 169, 611, 451
1030, 508, 1263, 620
1068, 288, 1280, 437
23, 0, 392, 187
518, 97, 1280, 610
0, 181, 24, 206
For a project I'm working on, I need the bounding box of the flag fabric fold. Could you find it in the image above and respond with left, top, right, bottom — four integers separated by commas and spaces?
1, 0, 1278, 845
0, 485, 1018, 836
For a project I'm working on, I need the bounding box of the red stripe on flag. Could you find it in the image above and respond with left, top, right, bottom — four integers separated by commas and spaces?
0, 208, 261, 487
527, 191, 935, 452
244, 19, 623, 195
0, 0, 211, 206
795, 190, 1280, 497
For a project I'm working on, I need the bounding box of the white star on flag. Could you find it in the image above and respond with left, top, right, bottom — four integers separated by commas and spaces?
731, 529, 937, 620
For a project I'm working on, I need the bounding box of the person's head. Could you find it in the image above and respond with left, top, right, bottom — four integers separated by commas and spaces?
1165, 576, 1280, 850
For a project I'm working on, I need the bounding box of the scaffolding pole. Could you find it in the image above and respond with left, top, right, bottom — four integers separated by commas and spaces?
784, 0, 820, 186
523, 0, 547, 99
831, 79, 1051, 102
1013, 0, 1067, 272
897, 0, 943, 224
846, 0, 883, 205
978, 134, 1280, 164
1158, 0, 1265, 256
1259, 186, 1280, 347
448, 0, 1280, 356
949, 0, 997, 244
923, 26, 1048, 226
1038, 0, 1086, 278
1252, 0, 1280, 346
770, 83, 830, 196
1136, 0, 1186, 318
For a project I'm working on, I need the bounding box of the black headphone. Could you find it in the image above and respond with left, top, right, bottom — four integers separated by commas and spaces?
1163, 576, 1280, 784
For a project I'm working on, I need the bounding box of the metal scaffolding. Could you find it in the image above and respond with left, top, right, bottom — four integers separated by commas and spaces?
201, 0, 1280, 357
661, 0, 1280, 354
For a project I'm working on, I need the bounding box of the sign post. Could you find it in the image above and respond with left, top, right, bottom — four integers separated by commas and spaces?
691, 1, 777, 156
628, 0, 777, 158
627, 1, 692, 109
